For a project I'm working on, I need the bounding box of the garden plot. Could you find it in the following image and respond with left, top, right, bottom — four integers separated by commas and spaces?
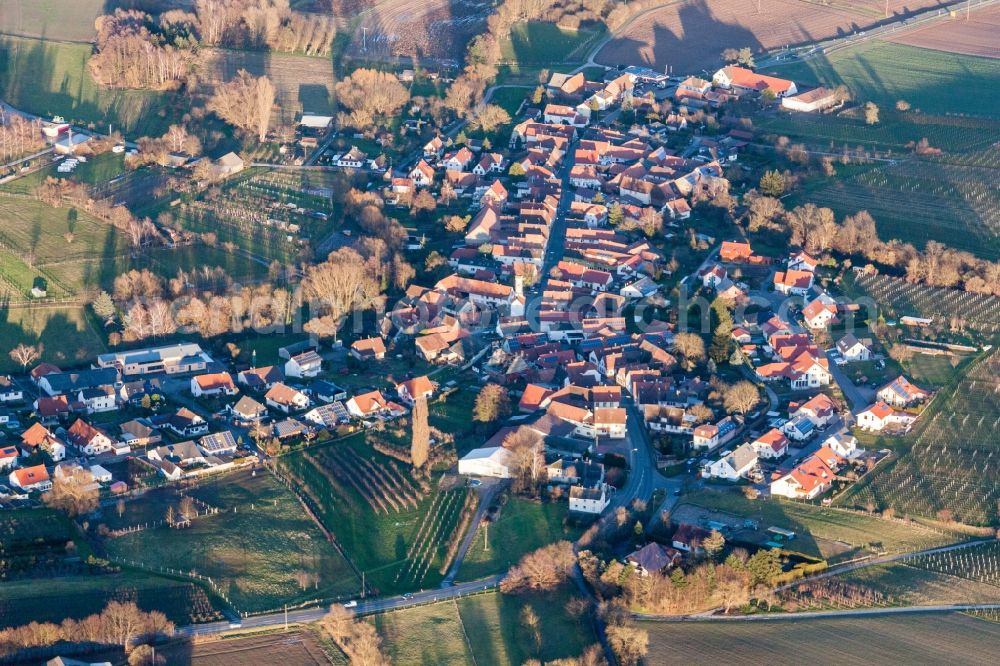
175, 169, 338, 263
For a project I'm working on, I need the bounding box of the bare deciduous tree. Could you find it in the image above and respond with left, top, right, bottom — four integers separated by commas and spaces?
9, 344, 40, 371
209, 70, 275, 141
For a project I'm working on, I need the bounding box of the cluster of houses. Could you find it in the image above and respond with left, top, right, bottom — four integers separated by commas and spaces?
692, 386, 873, 502
674, 65, 835, 115
855, 375, 930, 433
0, 335, 458, 500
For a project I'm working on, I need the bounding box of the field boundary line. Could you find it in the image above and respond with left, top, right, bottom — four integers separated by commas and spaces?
453, 598, 479, 666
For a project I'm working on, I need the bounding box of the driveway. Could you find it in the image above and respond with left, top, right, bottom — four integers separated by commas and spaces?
828, 361, 870, 412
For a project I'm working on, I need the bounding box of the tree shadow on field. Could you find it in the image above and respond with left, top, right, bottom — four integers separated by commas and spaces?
299, 83, 332, 115
598, 0, 764, 74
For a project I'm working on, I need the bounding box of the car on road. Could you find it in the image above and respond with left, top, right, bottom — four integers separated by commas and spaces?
401, 593, 414, 600
343, 600, 358, 608
228, 618, 242, 629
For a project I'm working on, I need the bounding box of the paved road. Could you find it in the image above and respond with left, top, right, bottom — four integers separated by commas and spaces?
537, 135, 578, 284
828, 360, 868, 412
639, 602, 1000, 623
180, 575, 504, 637
441, 481, 504, 586
776, 538, 996, 592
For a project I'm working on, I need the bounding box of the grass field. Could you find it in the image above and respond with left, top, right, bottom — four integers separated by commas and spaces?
375, 587, 598, 665
456, 498, 582, 581
278, 436, 471, 594
0, 571, 225, 628
840, 350, 1000, 525
196, 49, 337, 125
0, 306, 107, 372
500, 22, 605, 65
0, 36, 175, 136
0, 196, 133, 296
777, 41, 1000, 118
642, 612, 1000, 664
680, 489, 958, 559
103, 470, 361, 613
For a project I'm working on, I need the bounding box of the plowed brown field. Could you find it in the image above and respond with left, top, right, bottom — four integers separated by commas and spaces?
889, 4, 1000, 58
596, 0, 960, 73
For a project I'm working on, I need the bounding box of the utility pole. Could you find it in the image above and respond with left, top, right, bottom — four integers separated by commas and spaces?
484, 522, 489, 551
361, 570, 366, 598
362, 27, 367, 52
967, 0, 972, 20
284, 604, 288, 631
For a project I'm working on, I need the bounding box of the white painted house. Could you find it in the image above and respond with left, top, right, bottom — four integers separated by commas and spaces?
706, 444, 758, 481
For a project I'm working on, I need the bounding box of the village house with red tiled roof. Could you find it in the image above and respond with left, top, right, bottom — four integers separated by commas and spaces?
9, 464, 51, 492
190, 372, 237, 398
396, 376, 436, 404
713, 66, 797, 97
